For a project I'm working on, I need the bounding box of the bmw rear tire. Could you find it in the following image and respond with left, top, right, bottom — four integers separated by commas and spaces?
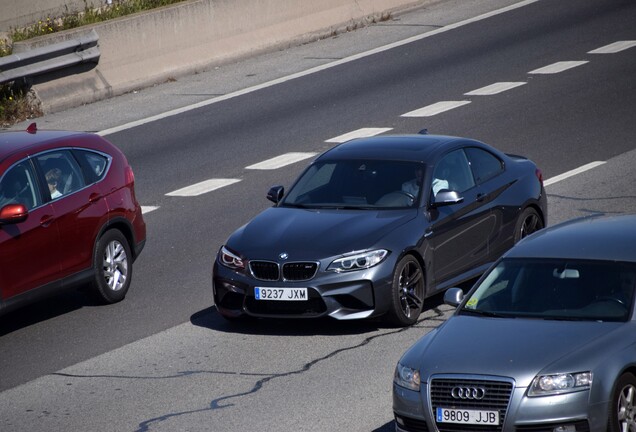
514, 207, 543, 242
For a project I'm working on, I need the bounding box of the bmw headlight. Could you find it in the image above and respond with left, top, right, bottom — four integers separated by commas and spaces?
327, 249, 388, 273
528, 372, 592, 396
394, 362, 420, 391
218, 246, 245, 270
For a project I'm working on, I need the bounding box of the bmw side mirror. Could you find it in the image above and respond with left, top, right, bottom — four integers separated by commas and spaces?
433, 190, 464, 207
444, 287, 464, 307
267, 185, 284, 204
0, 203, 28, 225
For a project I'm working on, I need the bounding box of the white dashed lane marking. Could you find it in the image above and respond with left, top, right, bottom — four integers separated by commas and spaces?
544, 161, 606, 187
140, 38, 630, 210
166, 178, 242, 197
529, 61, 588, 74
325, 128, 393, 143
401, 101, 471, 117
246, 152, 318, 170
588, 40, 636, 54
465, 82, 527, 96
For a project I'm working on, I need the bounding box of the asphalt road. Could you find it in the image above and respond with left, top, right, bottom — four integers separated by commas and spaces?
1, 0, 635, 430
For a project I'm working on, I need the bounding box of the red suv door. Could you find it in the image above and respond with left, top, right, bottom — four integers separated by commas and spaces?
0, 159, 61, 300
35, 150, 109, 279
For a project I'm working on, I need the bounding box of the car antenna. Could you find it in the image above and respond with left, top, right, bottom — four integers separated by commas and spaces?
26, 122, 37, 134
418, 128, 428, 135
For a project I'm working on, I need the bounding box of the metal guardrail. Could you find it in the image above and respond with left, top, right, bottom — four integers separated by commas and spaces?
0, 29, 100, 84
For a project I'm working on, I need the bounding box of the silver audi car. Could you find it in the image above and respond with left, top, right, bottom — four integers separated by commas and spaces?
393, 214, 636, 432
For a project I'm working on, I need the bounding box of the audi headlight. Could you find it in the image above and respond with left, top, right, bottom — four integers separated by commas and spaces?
528, 372, 592, 397
394, 362, 420, 391
218, 246, 245, 270
327, 249, 388, 273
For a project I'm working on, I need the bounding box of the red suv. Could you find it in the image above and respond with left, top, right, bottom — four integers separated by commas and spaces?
0, 123, 146, 315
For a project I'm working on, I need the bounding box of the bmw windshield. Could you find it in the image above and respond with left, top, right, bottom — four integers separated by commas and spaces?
281, 160, 425, 209
461, 259, 635, 322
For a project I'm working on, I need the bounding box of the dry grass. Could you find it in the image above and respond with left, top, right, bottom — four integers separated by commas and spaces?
0, 0, 185, 127
0, 86, 43, 128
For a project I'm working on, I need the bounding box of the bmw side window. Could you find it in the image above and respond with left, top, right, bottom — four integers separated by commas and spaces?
433, 150, 475, 195
465, 147, 504, 184
0, 161, 42, 210
35, 150, 86, 198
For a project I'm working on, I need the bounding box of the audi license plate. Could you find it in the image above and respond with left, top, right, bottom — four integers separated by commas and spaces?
436, 408, 499, 425
255, 287, 308, 301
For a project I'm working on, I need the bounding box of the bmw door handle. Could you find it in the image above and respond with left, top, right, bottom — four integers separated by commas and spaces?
476, 193, 486, 202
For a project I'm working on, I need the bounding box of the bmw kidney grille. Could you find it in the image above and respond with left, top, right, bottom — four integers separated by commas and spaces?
249, 260, 318, 281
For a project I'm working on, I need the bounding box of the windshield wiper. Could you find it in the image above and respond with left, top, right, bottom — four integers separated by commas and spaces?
541, 315, 593, 321
459, 308, 512, 318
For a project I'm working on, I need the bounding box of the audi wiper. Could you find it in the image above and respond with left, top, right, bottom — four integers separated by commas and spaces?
459, 308, 513, 318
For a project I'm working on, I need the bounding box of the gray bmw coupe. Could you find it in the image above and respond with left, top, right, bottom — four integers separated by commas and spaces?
393, 214, 636, 431
213, 133, 547, 326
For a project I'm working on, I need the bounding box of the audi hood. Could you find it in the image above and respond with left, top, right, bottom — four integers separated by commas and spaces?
400, 315, 623, 388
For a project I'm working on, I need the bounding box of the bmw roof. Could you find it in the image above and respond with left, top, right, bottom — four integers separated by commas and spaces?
505, 214, 636, 262
319, 134, 487, 162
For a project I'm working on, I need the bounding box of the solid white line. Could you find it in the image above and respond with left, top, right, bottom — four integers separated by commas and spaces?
165, 178, 241, 196
97, 0, 540, 136
141, 206, 159, 214
401, 101, 471, 117
465, 82, 527, 96
544, 161, 606, 186
246, 152, 317, 170
529, 61, 588, 74
325, 128, 393, 143
588, 40, 636, 54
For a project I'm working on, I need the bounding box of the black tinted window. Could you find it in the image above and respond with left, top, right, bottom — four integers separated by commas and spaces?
465, 147, 503, 184
74, 149, 111, 183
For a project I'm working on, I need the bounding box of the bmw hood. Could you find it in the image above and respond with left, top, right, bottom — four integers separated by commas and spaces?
226, 206, 416, 259
404, 316, 623, 388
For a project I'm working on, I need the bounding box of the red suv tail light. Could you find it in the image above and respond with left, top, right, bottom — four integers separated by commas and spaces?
125, 165, 135, 185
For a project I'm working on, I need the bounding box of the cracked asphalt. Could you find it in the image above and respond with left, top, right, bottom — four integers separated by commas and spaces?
1, 302, 454, 431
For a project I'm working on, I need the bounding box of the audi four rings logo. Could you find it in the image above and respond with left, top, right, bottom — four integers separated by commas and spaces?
451, 387, 486, 400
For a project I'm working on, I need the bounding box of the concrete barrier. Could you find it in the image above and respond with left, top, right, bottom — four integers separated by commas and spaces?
0, 0, 103, 33
11, 0, 424, 114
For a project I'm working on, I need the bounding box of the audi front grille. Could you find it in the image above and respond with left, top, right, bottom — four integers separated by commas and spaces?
430, 377, 513, 432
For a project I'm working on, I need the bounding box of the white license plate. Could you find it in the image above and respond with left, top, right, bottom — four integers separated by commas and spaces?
255, 287, 308, 301
436, 407, 499, 425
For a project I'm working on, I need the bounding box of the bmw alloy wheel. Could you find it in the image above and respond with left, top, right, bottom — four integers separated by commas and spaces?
388, 255, 425, 326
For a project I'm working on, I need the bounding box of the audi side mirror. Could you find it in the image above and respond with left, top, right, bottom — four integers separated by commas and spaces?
267, 185, 284, 204
444, 287, 464, 307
